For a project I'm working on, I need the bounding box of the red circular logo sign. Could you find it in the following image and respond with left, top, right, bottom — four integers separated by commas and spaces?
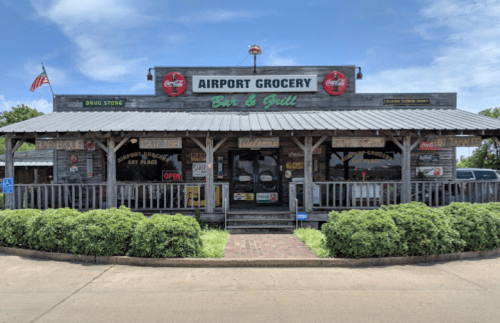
162, 72, 186, 97
323, 71, 347, 96
70, 154, 78, 163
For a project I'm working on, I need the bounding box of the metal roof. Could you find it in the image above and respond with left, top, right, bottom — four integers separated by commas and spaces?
0, 150, 53, 167
1, 109, 500, 133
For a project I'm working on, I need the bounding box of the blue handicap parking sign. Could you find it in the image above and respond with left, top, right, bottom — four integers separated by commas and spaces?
3, 178, 13, 194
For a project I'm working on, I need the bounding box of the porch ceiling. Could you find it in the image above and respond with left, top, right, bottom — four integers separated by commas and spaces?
1, 109, 500, 134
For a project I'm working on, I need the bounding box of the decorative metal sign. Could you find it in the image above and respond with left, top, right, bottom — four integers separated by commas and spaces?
288, 148, 322, 157
139, 138, 182, 149
192, 163, 207, 177
191, 153, 206, 162
323, 71, 347, 96
286, 162, 304, 169
193, 75, 317, 93
70, 155, 78, 163
83, 99, 125, 108
416, 167, 443, 177
332, 138, 386, 148
418, 154, 440, 163
384, 98, 430, 105
162, 72, 186, 97
256, 193, 278, 203
425, 136, 482, 148
36, 139, 84, 150
239, 137, 279, 149
234, 193, 254, 201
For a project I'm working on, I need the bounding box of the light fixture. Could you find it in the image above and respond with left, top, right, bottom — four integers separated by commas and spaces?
147, 68, 153, 81
248, 44, 262, 74
356, 67, 363, 80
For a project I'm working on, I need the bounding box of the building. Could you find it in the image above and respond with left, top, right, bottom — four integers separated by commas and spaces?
1, 65, 500, 231
0, 150, 53, 183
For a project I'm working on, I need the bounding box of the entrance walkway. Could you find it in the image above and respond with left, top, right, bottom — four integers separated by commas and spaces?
223, 234, 318, 259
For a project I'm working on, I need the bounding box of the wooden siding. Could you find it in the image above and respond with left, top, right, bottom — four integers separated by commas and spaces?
55, 149, 105, 184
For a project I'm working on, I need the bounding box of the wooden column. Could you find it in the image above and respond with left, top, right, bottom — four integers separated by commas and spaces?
205, 137, 214, 213
34, 169, 39, 184
106, 137, 116, 208
304, 136, 313, 213
402, 136, 412, 204
52, 150, 58, 183
4, 134, 14, 209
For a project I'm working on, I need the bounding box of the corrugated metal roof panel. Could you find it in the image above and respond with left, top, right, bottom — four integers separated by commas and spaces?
2, 109, 500, 133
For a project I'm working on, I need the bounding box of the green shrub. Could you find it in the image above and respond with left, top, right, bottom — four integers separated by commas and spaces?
128, 213, 202, 258
322, 209, 401, 258
0, 209, 40, 248
442, 203, 500, 251
381, 202, 464, 256
25, 208, 81, 253
70, 206, 144, 256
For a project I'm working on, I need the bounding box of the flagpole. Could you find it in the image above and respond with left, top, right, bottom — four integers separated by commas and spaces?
41, 62, 55, 97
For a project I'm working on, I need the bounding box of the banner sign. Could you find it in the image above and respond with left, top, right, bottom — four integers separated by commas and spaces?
139, 138, 182, 149
239, 137, 279, 149
36, 139, 84, 150
193, 75, 317, 93
423, 136, 482, 148
383, 98, 430, 105
83, 99, 125, 108
332, 138, 386, 148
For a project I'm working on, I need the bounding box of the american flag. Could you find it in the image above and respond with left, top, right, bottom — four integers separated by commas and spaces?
29, 72, 50, 92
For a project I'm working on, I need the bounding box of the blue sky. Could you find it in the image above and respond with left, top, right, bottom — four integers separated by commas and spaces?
1, 0, 500, 158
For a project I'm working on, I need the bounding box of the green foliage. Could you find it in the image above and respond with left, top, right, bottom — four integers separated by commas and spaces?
70, 206, 144, 256
294, 227, 330, 258
0, 209, 40, 247
198, 227, 229, 258
322, 209, 401, 258
128, 213, 202, 258
442, 203, 500, 251
194, 208, 201, 222
25, 208, 81, 253
0, 104, 44, 154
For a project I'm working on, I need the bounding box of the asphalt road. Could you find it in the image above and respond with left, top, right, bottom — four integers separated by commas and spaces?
1, 253, 500, 323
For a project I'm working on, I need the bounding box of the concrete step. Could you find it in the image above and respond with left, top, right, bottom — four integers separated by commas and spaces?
226, 214, 295, 220
227, 225, 296, 234
227, 218, 294, 222
227, 211, 291, 215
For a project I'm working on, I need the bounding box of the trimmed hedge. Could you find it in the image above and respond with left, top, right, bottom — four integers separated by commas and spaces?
0, 206, 203, 258
323, 202, 500, 259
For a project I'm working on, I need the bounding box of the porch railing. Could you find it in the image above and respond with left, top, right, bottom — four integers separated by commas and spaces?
13, 184, 107, 210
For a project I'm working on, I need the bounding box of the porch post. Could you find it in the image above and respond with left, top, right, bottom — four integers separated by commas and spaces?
402, 136, 412, 203
4, 134, 14, 209
206, 137, 214, 213
106, 137, 117, 208
304, 136, 313, 213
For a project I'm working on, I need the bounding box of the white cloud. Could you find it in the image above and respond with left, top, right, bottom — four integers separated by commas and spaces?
175, 9, 259, 24
265, 49, 298, 66
358, 0, 500, 113
0, 95, 53, 114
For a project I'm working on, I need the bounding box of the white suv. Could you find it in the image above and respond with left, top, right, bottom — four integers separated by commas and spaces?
456, 168, 499, 181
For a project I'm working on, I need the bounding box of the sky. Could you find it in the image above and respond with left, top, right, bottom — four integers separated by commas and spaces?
1, 0, 500, 158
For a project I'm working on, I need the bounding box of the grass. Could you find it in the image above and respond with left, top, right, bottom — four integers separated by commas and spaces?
294, 228, 331, 258
198, 227, 230, 258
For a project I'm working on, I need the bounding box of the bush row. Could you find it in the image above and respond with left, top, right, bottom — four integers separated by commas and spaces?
322, 202, 500, 259
0, 206, 202, 258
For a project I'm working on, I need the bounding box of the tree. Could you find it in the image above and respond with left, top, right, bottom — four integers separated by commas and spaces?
457, 107, 500, 169
0, 104, 44, 154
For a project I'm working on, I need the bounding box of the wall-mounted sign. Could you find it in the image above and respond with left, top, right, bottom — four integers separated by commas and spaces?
193, 75, 317, 93
192, 163, 207, 177
424, 136, 482, 148
211, 93, 297, 109
384, 98, 430, 105
70, 154, 78, 163
288, 148, 322, 157
332, 138, 386, 148
239, 176, 251, 182
70, 165, 78, 173
86, 154, 93, 178
217, 156, 223, 179
323, 71, 347, 96
285, 170, 292, 178
259, 175, 273, 182
162, 72, 186, 97
162, 171, 182, 182
239, 137, 279, 149
286, 162, 304, 169
84, 141, 95, 150
191, 153, 206, 162
117, 151, 169, 164
139, 138, 182, 149
420, 142, 439, 150
256, 193, 278, 203
36, 139, 84, 150
416, 167, 443, 177
418, 154, 440, 163
234, 193, 254, 201
83, 99, 125, 108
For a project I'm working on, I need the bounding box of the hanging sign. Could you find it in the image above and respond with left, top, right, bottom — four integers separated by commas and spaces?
192, 163, 207, 177
36, 139, 84, 150
193, 75, 317, 93
83, 99, 125, 108
239, 137, 279, 149
332, 138, 386, 148
162, 72, 186, 97
423, 136, 482, 148
288, 148, 322, 157
139, 138, 182, 149
191, 153, 206, 162
323, 71, 347, 96
384, 98, 430, 105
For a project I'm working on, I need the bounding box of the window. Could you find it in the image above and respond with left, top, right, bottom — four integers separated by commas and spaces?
457, 171, 474, 180
472, 170, 497, 180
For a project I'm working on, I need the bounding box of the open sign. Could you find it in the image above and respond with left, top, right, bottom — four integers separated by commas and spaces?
162, 171, 182, 182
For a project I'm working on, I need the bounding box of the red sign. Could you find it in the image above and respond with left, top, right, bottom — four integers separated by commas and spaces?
84, 141, 95, 150
420, 142, 439, 150
162, 171, 182, 182
70, 154, 78, 163
323, 71, 347, 96
162, 72, 186, 97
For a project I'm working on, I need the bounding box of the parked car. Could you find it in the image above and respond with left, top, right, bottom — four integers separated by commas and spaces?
447, 168, 499, 203
456, 168, 499, 181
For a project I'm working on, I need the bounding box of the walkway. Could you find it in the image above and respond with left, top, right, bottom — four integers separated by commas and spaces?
223, 234, 318, 259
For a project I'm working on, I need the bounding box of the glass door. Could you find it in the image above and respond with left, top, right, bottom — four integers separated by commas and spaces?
255, 150, 279, 204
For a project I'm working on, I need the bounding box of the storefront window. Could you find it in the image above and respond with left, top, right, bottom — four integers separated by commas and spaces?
116, 141, 182, 182
329, 143, 402, 181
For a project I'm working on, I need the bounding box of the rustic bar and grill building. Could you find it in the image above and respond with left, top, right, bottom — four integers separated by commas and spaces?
2, 64, 500, 232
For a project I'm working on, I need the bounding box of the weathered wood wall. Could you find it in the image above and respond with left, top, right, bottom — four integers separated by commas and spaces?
55, 149, 105, 184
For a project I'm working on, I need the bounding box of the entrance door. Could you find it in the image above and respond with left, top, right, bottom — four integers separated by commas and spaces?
230, 149, 280, 205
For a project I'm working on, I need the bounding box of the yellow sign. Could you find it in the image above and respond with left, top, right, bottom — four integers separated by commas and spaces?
139, 138, 182, 149
234, 193, 254, 201
286, 162, 304, 169
332, 138, 386, 148
191, 153, 206, 162
36, 139, 84, 150
185, 186, 220, 207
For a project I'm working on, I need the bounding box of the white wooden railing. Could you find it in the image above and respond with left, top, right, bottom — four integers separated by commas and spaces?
412, 181, 500, 207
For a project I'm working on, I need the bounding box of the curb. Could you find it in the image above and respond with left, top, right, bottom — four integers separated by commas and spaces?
1, 246, 499, 267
